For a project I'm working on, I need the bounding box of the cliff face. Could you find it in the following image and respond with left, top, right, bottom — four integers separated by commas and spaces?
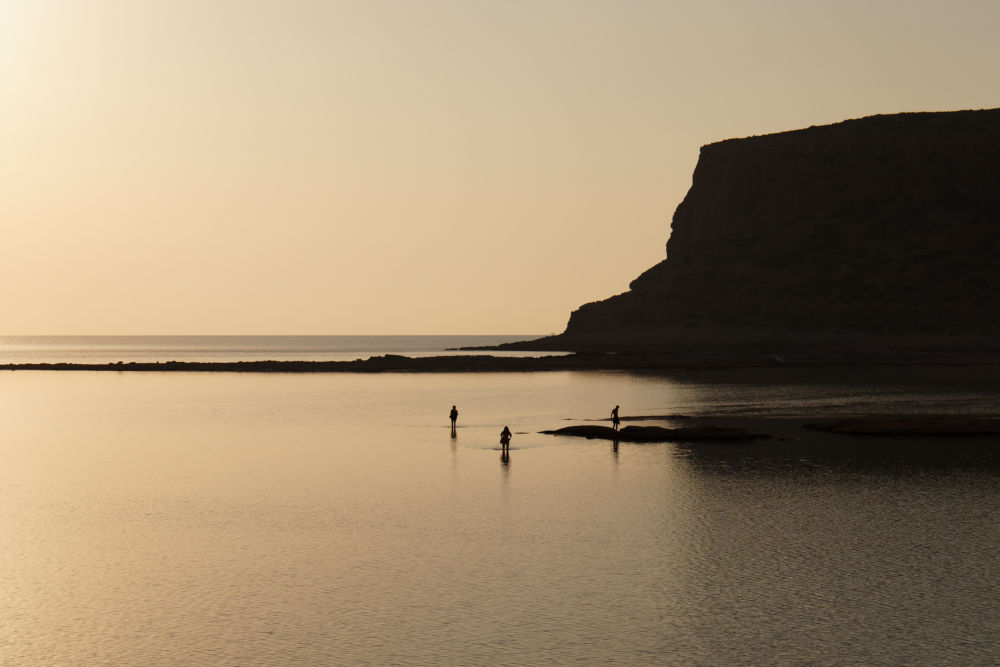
551, 109, 1000, 354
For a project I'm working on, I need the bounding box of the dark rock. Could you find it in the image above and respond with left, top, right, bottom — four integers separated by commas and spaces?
619, 414, 692, 422
541, 424, 769, 442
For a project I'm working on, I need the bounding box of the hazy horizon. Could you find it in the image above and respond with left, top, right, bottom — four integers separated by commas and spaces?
3, 0, 999, 335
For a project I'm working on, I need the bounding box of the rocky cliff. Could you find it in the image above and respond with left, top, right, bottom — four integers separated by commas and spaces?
534, 109, 1000, 359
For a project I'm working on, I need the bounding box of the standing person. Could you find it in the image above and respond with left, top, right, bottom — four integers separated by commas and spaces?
611, 405, 620, 431
449, 405, 459, 429
500, 425, 512, 451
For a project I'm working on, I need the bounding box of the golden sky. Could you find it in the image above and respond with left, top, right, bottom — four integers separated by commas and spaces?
2, 0, 998, 334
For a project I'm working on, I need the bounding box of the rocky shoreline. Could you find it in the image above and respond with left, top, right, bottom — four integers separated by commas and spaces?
4, 351, 1000, 373
0, 353, 664, 373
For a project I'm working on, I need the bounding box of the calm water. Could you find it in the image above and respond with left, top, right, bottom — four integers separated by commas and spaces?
0, 335, 553, 364
1, 367, 998, 665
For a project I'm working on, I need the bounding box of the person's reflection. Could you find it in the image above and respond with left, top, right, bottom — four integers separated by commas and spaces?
612, 438, 619, 454
500, 449, 510, 466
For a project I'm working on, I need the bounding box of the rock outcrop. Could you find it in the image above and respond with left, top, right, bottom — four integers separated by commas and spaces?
534, 109, 1000, 359
541, 424, 768, 443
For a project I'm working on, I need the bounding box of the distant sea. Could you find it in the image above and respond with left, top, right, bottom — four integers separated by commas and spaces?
0, 335, 552, 364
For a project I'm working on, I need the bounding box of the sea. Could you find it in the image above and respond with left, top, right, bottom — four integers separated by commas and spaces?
0, 334, 554, 365
1, 336, 998, 665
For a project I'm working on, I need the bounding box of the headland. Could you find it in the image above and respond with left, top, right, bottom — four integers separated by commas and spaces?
493, 108, 1000, 364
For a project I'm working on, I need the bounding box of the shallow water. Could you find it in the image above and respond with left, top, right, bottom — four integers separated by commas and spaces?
1, 368, 998, 665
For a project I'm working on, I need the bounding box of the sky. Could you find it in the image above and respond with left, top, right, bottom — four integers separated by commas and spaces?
2, 0, 998, 335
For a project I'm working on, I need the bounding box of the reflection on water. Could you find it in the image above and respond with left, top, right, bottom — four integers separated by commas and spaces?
669, 438, 999, 665
0, 369, 997, 665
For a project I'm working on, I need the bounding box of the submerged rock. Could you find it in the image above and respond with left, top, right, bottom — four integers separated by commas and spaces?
541, 424, 768, 443
805, 416, 1000, 436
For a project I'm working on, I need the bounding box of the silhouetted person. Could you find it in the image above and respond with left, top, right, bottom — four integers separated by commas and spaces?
500, 425, 512, 452
611, 405, 620, 431
449, 405, 458, 437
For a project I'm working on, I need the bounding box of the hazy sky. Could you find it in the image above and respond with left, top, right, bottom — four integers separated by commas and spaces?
2, 0, 998, 334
